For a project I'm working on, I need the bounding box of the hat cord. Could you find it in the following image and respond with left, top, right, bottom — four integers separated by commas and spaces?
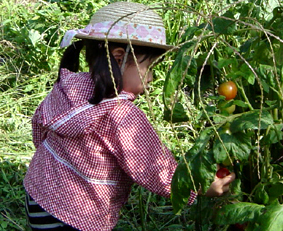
120, 44, 130, 75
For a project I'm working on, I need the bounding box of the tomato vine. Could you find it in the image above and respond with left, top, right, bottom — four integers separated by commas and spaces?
164, 1, 283, 230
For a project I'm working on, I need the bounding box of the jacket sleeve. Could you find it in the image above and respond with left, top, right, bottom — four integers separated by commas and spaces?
115, 106, 197, 203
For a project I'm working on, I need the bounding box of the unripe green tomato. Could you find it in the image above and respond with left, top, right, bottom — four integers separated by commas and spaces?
219, 122, 232, 135
219, 101, 236, 114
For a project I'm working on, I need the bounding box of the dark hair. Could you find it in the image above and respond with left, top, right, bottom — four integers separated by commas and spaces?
58, 39, 165, 104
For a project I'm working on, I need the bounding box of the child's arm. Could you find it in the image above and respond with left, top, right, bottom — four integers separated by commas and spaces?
114, 106, 181, 198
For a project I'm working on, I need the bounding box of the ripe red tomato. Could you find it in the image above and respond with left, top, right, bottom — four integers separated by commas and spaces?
216, 167, 230, 178
218, 81, 237, 100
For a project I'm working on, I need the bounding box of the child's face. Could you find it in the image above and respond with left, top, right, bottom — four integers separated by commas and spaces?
122, 55, 154, 96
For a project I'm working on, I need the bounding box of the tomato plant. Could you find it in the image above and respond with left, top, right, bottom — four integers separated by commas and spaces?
164, 1, 283, 230
218, 81, 238, 100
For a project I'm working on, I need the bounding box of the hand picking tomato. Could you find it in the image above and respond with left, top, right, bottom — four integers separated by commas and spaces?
218, 81, 237, 100
216, 167, 231, 178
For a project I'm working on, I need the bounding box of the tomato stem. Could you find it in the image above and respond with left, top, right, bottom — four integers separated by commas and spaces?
237, 80, 254, 111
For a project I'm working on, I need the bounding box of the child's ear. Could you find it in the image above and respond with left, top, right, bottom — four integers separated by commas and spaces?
111, 47, 125, 66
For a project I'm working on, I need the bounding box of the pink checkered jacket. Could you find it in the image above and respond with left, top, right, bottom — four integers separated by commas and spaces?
24, 68, 196, 231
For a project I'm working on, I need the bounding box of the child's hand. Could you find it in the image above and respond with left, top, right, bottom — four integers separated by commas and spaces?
205, 172, 236, 197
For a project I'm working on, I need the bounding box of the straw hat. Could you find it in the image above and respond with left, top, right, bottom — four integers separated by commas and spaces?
60, 2, 174, 50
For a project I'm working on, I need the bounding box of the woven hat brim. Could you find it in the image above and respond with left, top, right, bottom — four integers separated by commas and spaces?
75, 34, 175, 51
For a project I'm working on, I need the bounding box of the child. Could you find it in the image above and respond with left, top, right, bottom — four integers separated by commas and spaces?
24, 2, 235, 231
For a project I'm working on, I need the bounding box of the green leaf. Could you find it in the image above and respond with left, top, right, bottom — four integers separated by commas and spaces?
213, 132, 252, 163
240, 38, 254, 53
171, 162, 193, 214
185, 127, 216, 193
214, 202, 264, 225
230, 179, 243, 199
163, 102, 189, 123
230, 110, 274, 133
28, 29, 41, 46
187, 127, 215, 158
163, 42, 196, 109
262, 124, 283, 145
275, 40, 283, 65
181, 26, 200, 41
258, 64, 276, 87
171, 127, 216, 214
268, 182, 283, 202
240, 63, 255, 85
233, 100, 249, 108
190, 150, 216, 193
218, 58, 237, 69
212, 10, 237, 35
253, 42, 273, 66
184, 58, 197, 87
1, 221, 8, 229
257, 204, 283, 231
254, 184, 269, 205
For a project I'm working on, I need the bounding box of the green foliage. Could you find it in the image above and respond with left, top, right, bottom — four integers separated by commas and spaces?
165, 0, 283, 230
214, 202, 264, 225
0, 0, 196, 230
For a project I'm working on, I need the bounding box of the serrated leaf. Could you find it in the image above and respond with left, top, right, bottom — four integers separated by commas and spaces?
181, 26, 200, 41
163, 42, 196, 109
163, 102, 189, 123
218, 58, 237, 69
214, 202, 264, 225
213, 132, 252, 163
171, 162, 193, 214
258, 204, 283, 231
212, 10, 237, 35
268, 182, 283, 202
191, 150, 216, 193
240, 63, 255, 85
258, 64, 276, 87
187, 127, 215, 158
262, 124, 283, 145
171, 127, 216, 214
230, 110, 273, 133
254, 184, 269, 205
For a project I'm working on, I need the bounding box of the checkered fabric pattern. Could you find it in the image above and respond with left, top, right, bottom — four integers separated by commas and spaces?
24, 68, 197, 231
